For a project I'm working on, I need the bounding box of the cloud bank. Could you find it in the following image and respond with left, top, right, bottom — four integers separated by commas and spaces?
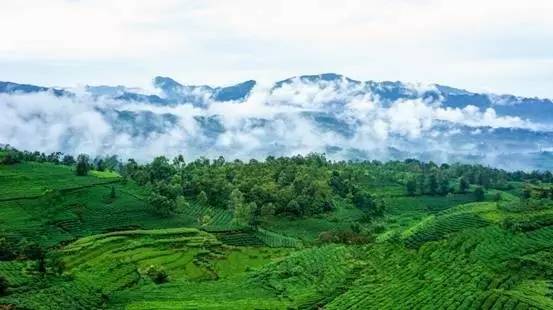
1, 78, 550, 171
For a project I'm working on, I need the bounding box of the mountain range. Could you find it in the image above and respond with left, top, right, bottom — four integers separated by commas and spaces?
1, 73, 552, 170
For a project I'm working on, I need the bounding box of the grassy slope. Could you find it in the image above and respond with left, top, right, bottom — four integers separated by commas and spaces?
0, 162, 120, 200
0, 163, 199, 246
1, 162, 553, 309
262, 197, 365, 242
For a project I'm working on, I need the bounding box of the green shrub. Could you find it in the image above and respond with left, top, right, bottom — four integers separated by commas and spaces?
0, 151, 21, 165
145, 265, 169, 284
474, 186, 485, 201
75, 154, 90, 176
0, 276, 8, 295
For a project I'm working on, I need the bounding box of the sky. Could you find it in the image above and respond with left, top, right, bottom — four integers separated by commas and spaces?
1, 0, 552, 98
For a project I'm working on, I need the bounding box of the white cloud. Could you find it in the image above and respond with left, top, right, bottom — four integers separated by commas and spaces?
0, 77, 545, 169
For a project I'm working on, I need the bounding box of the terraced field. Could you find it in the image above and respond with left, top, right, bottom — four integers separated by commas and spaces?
0, 179, 198, 246
61, 228, 224, 285
69, 228, 294, 309
179, 202, 238, 231
0, 162, 120, 200
326, 226, 553, 309
324, 198, 553, 309
2, 160, 553, 309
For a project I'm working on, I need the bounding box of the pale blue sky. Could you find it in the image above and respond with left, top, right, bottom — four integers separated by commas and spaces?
1, 0, 552, 98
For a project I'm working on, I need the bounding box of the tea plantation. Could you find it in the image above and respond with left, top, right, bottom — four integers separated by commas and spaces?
1, 152, 553, 309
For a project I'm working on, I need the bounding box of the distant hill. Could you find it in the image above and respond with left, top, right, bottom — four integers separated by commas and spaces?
1, 74, 552, 170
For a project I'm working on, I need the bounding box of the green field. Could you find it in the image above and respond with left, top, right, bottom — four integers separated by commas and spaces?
0, 162, 120, 200
1, 155, 553, 309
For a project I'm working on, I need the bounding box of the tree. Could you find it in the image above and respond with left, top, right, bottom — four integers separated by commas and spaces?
458, 178, 469, 194
438, 178, 450, 195
197, 191, 209, 207
477, 172, 490, 188
0, 237, 16, 260
198, 208, 214, 227
149, 156, 173, 182
133, 170, 149, 186
234, 201, 256, 226
22, 242, 46, 273
148, 188, 177, 216
330, 171, 349, 197
416, 175, 425, 195
124, 159, 139, 178
75, 154, 90, 176
522, 186, 532, 200
474, 186, 485, 202
0, 276, 8, 296
286, 199, 302, 216
352, 190, 382, 217
62, 154, 75, 165
49, 254, 65, 276
1, 151, 21, 165
260, 203, 276, 218
228, 189, 245, 211
146, 265, 168, 284
406, 178, 417, 196
102, 155, 120, 171
173, 154, 185, 169
176, 196, 189, 213
95, 158, 105, 171
424, 174, 438, 195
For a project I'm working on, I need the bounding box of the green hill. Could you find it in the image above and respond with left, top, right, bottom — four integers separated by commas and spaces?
1, 151, 552, 309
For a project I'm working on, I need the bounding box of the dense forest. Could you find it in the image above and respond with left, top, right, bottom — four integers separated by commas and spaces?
1, 146, 553, 309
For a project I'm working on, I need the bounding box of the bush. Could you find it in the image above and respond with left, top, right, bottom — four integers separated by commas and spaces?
148, 191, 176, 217
474, 186, 485, 202
176, 196, 189, 213
21, 242, 46, 273
0, 276, 8, 295
0, 151, 21, 165
0, 237, 17, 260
146, 265, 169, 284
317, 229, 374, 245
75, 154, 90, 176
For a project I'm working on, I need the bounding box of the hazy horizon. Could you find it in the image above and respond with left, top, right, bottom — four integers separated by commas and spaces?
1, 0, 553, 98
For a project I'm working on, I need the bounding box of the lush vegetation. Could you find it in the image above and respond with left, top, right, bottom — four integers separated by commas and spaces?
1, 145, 553, 309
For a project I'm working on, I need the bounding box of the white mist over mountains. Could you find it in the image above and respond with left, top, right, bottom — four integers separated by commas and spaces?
1, 74, 553, 171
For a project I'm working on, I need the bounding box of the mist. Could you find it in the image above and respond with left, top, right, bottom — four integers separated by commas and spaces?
0, 78, 550, 170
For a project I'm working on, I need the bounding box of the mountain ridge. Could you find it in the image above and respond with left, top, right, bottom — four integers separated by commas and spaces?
1, 73, 552, 103
1, 73, 553, 170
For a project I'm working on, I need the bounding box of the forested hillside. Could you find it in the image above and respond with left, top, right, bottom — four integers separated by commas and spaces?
1, 147, 553, 309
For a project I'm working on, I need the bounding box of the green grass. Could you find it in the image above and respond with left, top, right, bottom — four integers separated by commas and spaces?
89, 169, 120, 178
0, 162, 119, 200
